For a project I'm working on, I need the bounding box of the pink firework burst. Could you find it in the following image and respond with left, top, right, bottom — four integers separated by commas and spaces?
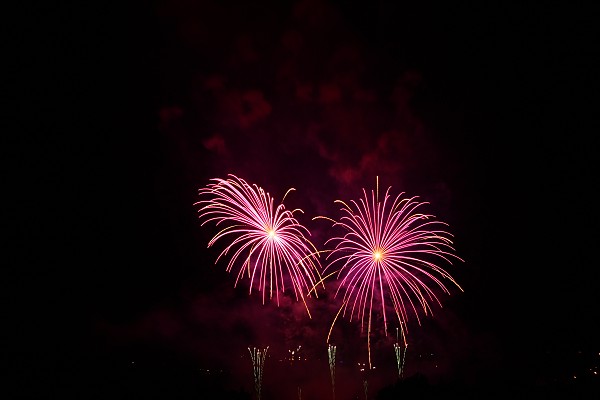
194, 174, 323, 316
318, 178, 463, 366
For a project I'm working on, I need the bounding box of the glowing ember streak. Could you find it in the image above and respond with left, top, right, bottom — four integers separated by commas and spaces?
318, 177, 463, 367
394, 327, 408, 379
328, 344, 336, 400
394, 342, 407, 379
195, 174, 322, 315
249, 346, 269, 400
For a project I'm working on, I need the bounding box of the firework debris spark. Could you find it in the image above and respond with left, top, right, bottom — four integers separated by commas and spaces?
249, 346, 269, 400
328, 343, 336, 400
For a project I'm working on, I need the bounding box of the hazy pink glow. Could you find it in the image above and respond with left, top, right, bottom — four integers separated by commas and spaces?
322, 181, 463, 357
195, 174, 322, 315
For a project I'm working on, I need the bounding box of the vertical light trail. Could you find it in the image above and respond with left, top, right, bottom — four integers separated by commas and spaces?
328, 344, 336, 400
249, 346, 269, 400
394, 326, 408, 379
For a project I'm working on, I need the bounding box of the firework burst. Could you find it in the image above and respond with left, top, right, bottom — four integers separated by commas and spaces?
195, 174, 323, 316
317, 178, 463, 367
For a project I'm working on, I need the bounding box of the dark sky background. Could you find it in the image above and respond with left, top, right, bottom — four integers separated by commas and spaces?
8, 1, 599, 398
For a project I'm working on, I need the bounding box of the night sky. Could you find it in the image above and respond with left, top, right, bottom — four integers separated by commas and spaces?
8, 1, 599, 398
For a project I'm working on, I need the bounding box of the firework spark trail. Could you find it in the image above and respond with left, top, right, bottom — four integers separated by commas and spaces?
317, 177, 463, 368
249, 346, 269, 400
394, 342, 407, 379
328, 344, 336, 400
195, 175, 323, 316
394, 327, 408, 379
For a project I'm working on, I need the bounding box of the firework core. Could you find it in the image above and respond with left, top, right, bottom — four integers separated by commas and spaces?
373, 249, 383, 261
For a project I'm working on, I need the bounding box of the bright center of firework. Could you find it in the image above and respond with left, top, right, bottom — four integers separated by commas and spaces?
373, 250, 383, 261
267, 229, 277, 240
